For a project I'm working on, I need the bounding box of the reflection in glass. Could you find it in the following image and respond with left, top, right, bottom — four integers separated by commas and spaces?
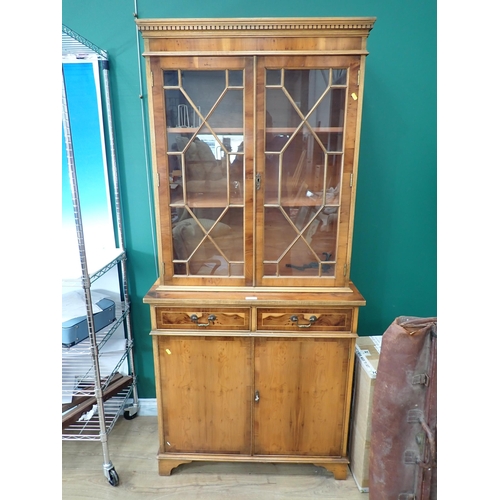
284, 69, 329, 117
263, 207, 295, 261
266, 88, 301, 133
171, 216, 238, 276
283, 239, 318, 277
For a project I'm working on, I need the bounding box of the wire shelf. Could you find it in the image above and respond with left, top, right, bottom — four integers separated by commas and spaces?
62, 303, 131, 397
62, 385, 133, 440
62, 249, 126, 287
62, 24, 107, 60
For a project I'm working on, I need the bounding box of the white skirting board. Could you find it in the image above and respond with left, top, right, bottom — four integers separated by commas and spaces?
350, 467, 369, 493
125, 398, 157, 416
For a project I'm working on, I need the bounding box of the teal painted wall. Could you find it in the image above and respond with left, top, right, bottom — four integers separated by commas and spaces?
62, 0, 437, 398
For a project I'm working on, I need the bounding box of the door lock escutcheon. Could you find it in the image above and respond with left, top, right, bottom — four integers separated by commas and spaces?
256, 173, 261, 190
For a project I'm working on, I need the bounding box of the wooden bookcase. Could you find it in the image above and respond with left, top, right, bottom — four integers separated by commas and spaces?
138, 17, 375, 479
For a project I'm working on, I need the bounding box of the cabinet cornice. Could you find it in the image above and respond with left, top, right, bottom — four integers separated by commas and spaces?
135, 17, 376, 38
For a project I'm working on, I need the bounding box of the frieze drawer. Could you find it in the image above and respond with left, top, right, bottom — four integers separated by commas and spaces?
256, 308, 353, 332
155, 307, 250, 330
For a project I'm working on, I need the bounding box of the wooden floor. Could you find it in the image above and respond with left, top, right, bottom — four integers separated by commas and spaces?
62, 416, 367, 499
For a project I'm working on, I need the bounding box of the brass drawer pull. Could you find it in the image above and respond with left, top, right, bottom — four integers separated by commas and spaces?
190, 314, 216, 327
290, 315, 317, 328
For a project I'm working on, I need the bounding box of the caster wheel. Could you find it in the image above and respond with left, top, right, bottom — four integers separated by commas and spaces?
124, 407, 138, 420
107, 468, 119, 487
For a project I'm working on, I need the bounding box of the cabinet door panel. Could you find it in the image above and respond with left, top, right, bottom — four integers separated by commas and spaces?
254, 337, 353, 456
256, 56, 361, 288
151, 56, 254, 286
158, 336, 252, 454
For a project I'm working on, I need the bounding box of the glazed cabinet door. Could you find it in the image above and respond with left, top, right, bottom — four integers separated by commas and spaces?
157, 335, 253, 454
255, 56, 363, 288
149, 56, 254, 286
253, 337, 354, 456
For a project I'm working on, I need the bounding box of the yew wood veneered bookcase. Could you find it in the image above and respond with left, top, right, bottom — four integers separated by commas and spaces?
138, 17, 375, 479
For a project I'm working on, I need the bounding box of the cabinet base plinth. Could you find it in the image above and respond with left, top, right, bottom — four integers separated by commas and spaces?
157, 454, 349, 480
158, 459, 192, 476
314, 462, 348, 480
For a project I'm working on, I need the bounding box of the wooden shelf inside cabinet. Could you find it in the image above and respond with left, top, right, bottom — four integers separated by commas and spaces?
139, 16, 374, 479
170, 196, 244, 208
167, 127, 244, 134
267, 127, 343, 134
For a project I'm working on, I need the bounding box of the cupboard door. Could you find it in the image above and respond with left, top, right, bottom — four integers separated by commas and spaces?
253, 337, 353, 456
150, 56, 254, 286
256, 56, 362, 288
157, 336, 252, 454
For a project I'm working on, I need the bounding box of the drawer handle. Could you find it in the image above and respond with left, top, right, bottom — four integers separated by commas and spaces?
190, 314, 216, 327
290, 315, 317, 328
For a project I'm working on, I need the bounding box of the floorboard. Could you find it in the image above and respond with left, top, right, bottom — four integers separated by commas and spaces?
62, 416, 367, 499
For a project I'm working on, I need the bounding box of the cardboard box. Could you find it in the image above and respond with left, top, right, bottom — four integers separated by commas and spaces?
349, 335, 382, 493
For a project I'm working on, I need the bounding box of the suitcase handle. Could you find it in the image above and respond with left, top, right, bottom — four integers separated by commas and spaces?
419, 417, 436, 467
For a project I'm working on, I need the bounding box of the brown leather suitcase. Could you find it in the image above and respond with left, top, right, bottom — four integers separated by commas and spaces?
369, 316, 437, 500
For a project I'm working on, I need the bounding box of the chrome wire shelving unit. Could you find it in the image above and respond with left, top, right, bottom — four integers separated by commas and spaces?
62, 25, 139, 487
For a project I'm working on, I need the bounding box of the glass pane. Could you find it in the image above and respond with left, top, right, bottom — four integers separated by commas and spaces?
205, 90, 244, 158
309, 209, 338, 266
284, 69, 329, 117
264, 152, 280, 204
266, 69, 281, 86
307, 88, 342, 128
332, 69, 347, 85
180, 134, 227, 205
280, 126, 326, 203
263, 207, 296, 261
266, 88, 301, 134
171, 216, 234, 276
289, 206, 318, 232
182, 70, 226, 119
228, 70, 243, 87
206, 89, 243, 130
263, 263, 276, 276
164, 70, 179, 87
191, 239, 227, 276
282, 239, 318, 277
173, 262, 186, 275
307, 88, 346, 152
228, 154, 244, 205
229, 263, 244, 276
220, 207, 244, 262
325, 155, 342, 201
169, 155, 183, 206
164, 88, 195, 131
281, 227, 336, 277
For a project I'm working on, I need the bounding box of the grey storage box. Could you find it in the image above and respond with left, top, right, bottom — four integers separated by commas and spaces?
62, 298, 116, 347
